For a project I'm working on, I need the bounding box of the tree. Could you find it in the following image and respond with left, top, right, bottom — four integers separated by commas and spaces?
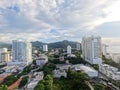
66, 70, 90, 90
103, 55, 120, 70
43, 63, 56, 76
23, 64, 32, 73
17, 64, 32, 78
66, 57, 87, 65
34, 75, 53, 90
2, 75, 18, 86
19, 76, 29, 88
92, 64, 99, 70
67, 68, 73, 79
94, 84, 105, 90
0, 85, 8, 90
44, 75, 53, 90
52, 84, 61, 90
39, 83, 45, 90
34, 80, 45, 90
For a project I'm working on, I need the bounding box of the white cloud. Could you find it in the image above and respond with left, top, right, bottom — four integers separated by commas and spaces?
0, 0, 120, 43
103, 0, 120, 22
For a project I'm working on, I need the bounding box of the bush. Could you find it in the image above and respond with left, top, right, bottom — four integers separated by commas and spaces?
19, 76, 29, 88
34, 75, 53, 90
2, 75, 18, 86
22, 64, 32, 73
0, 64, 6, 68
92, 64, 99, 70
52, 71, 90, 90
17, 72, 26, 78
17, 64, 32, 78
67, 57, 87, 64
43, 63, 56, 76
0, 85, 8, 90
94, 84, 105, 90
103, 55, 120, 70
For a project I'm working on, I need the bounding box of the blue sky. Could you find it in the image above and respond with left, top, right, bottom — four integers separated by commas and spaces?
0, 0, 120, 46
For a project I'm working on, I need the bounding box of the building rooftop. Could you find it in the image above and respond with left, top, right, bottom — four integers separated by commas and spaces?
27, 81, 38, 89
73, 64, 97, 73
26, 71, 44, 90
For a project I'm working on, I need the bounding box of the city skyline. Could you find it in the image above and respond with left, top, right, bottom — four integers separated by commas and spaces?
0, 0, 120, 46
1, 1, 120, 89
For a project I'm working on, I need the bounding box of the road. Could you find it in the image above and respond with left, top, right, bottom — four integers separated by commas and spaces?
99, 72, 120, 90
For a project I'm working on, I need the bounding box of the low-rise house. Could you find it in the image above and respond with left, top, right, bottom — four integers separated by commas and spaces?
26, 71, 44, 90
0, 65, 26, 79
56, 64, 72, 70
67, 54, 76, 58
53, 69, 67, 78
56, 64, 98, 78
36, 54, 48, 66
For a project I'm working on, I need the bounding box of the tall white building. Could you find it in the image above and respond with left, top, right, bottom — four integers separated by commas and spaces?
43, 45, 48, 52
0, 48, 10, 63
12, 40, 32, 65
102, 44, 108, 56
82, 36, 102, 64
67, 45, 71, 54
76, 43, 80, 50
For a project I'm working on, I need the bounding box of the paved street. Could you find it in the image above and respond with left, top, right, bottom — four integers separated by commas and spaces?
99, 72, 120, 90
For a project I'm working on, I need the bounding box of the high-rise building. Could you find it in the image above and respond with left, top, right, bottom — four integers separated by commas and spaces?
0, 48, 10, 63
43, 45, 48, 52
67, 45, 71, 54
76, 43, 80, 50
12, 40, 32, 65
102, 44, 108, 56
82, 36, 102, 64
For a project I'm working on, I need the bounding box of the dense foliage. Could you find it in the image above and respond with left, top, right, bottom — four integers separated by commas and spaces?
94, 84, 105, 90
67, 57, 87, 64
0, 85, 8, 90
34, 75, 53, 90
48, 54, 66, 64
2, 75, 18, 86
102, 55, 120, 70
17, 64, 32, 78
92, 64, 99, 70
53, 70, 90, 90
43, 63, 56, 76
0, 64, 6, 68
18, 76, 29, 88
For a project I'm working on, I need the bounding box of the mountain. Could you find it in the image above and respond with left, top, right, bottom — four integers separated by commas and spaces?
0, 40, 80, 49
31, 41, 46, 48
32, 40, 80, 49
0, 42, 12, 49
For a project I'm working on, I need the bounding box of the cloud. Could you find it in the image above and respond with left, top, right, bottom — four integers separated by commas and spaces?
95, 21, 120, 37
0, 0, 120, 43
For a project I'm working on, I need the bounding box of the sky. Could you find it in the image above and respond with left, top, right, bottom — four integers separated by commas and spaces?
0, 0, 120, 46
